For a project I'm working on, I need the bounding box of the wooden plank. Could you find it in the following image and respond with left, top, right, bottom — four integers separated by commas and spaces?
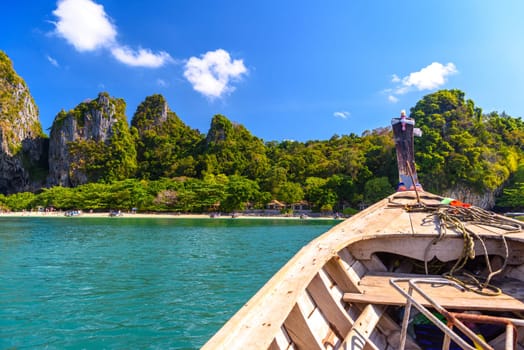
318, 268, 344, 302
295, 290, 334, 345
348, 231, 524, 265
272, 326, 292, 350
324, 256, 363, 293
309, 307, 340, 348
268, 339, 281, 350
360, 253, 388, 272
341, 304, 385, 350
307, 273, 353, 337
298, 286, 316, 318
324, 258, 420, 348
283, 304, 324, 350
343, 274, 524, 312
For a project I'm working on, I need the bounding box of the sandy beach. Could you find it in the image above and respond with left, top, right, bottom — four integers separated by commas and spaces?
0, 211, 342, 220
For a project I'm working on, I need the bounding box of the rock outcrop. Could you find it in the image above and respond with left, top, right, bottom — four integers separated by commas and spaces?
131, 94, 202, 179
48, 92, 136, 186
443, 184, 501, 209
202, 114, 269, 179
0, 51, 47, 194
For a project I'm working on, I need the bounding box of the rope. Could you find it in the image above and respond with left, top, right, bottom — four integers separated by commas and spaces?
403, 204, 520, 297
435, 207, 505, 296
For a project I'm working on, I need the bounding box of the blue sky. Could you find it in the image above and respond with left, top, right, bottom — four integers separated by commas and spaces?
3, 1, 524, 141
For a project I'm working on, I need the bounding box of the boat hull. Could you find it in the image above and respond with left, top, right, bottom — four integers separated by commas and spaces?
202, 191, 524, 349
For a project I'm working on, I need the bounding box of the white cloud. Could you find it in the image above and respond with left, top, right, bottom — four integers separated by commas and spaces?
110, 46, 172, 68
388, 95, 399, 103
391, 74, 401, 83
387, 62, 457, 103
52, 0, 171, 68
184, 49, 248, 99
333, 111, 350, 119
46, 55, 59, 67
400, 62, 457, 91
53, 0, 116, 51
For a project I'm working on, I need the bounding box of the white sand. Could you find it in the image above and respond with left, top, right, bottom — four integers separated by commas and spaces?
0, 211, 341, 220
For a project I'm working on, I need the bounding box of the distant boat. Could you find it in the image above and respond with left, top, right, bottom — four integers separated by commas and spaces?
202, 112, 524, 349
64, 210, 81, 217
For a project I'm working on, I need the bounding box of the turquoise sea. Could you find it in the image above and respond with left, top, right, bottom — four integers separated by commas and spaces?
0, 217, 339, 349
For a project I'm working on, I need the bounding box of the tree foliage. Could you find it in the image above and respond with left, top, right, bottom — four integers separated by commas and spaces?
412, 89, 523, 192
1, 90, 523, 213
497, 164, 524, 209
200, 114, 270, 179
131, 94, 203, 179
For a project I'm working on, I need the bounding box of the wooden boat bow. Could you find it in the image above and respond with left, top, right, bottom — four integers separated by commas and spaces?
203, 112, 524, 349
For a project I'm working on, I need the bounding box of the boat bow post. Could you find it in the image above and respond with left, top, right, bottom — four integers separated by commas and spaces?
392, 109, 422, 192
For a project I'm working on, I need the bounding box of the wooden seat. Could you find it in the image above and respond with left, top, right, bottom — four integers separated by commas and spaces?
343, 273, 524, 312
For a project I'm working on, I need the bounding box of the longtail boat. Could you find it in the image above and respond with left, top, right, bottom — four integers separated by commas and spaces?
202, 112, 524, 350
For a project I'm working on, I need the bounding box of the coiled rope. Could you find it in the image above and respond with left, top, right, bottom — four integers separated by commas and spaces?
405, 203, 522, 296
434, 206, 508, 296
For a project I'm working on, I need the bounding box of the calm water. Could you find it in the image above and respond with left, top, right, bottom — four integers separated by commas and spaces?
0, 217, 338, 349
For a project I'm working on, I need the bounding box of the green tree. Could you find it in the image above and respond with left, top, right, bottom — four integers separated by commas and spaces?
182, 175, 227, 212
74, 182, 112, 210
325, 174, 360, 209
304, 177, 336, 211
497, 164, 524, 209
221, 175, 262, 212
276, 181, 304, 205
4, 192, 36, 211
363, 177, 395, 204
37, 186, 77, 209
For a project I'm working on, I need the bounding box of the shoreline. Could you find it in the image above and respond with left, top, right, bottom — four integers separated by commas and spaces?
0, 211, 344, 220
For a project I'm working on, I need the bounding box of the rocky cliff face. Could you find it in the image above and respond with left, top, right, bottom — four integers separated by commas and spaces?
0, 51, 47, 194
131, 94, 169, 134
48, 92, 135, 186
443, 184, 501, 209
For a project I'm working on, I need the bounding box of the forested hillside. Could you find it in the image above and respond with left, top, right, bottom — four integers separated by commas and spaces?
0, 89, 522, 213
0, 50, 522, 212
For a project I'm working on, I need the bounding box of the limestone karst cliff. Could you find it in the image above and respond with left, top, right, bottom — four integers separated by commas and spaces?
130, 94, 203, 179
0, 51, 48, 194
48, 92, 136, 187
0, 50, 521, 212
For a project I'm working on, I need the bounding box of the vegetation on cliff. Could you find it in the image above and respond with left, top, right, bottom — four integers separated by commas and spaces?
49, 92, 136, 186
0, 51, 45, 148
0, 51, 48, 194
413, 89, 522, 193
1, 88, 522, 213
0, 49, 523, 211
131, 94, 202, 179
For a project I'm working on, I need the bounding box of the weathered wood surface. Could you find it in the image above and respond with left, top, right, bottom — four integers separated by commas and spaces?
201, 191, 524, 349
341, 304, 385, 350
343, 273, 524, 312
348, 235, 524, 264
